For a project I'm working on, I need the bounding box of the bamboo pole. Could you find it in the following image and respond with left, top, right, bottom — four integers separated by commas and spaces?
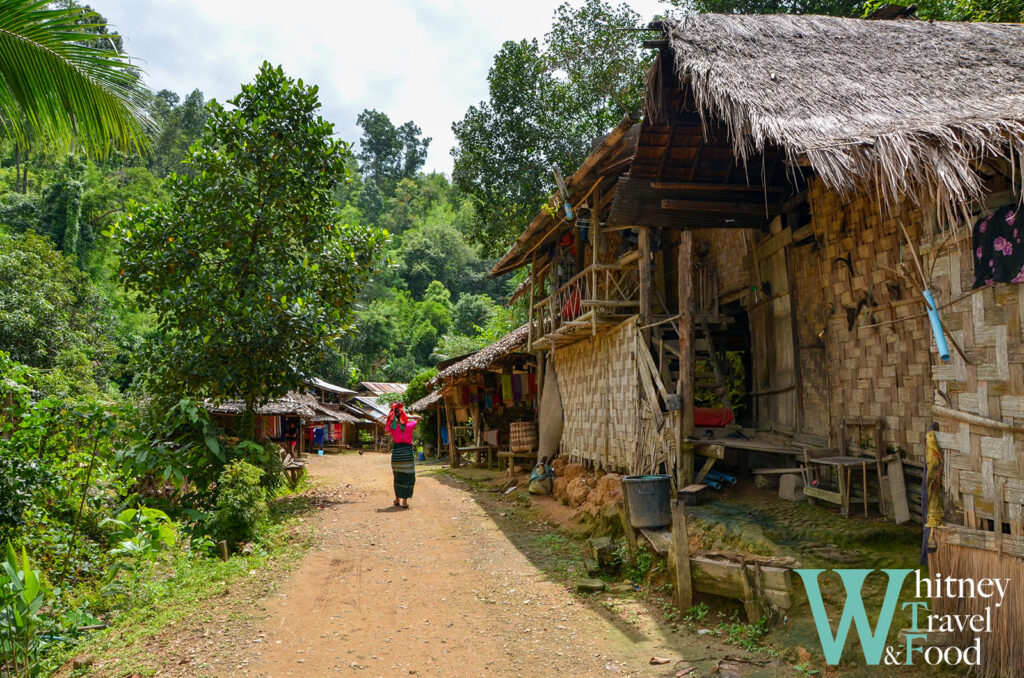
677, 231, 695, 485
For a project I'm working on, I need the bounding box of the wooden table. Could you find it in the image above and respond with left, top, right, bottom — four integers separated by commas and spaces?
497, 450, 537, 478
457, 445, 494, 467
800, 455, 871, 517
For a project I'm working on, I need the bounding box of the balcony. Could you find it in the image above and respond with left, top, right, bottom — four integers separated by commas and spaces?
529, 261, 640, 349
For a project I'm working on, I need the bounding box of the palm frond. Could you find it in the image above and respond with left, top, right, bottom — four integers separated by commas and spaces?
0, 0, 154, 156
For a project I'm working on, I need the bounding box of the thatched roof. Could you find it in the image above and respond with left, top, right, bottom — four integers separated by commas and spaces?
205, 392, 318, 418
428, 324, 531, 387
407, 389, 442, 413
655, 14, 1024, 215
205, 392, 371, 424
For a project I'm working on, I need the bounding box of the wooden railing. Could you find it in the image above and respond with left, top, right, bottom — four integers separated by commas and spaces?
529, 262, 640, 346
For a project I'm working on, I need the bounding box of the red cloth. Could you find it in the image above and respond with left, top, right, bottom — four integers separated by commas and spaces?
386, 402, 408, 430
694, 407, 734, 428
561, 283, 582, 320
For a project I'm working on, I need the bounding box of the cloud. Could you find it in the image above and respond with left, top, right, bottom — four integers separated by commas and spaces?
100, 0, 666, 173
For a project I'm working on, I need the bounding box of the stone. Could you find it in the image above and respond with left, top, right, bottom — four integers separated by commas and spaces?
72, 655, 94, 669
754, 474, 779, 489
576, 578, 606, 593
608, 582, 633, 595
779, 474, 805, 501
584, 536, 616, 570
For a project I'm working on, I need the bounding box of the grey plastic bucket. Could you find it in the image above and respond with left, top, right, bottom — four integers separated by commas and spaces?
622, 474, 672, 528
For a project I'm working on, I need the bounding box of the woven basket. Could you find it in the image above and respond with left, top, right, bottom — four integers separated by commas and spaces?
509, 421, 538, 453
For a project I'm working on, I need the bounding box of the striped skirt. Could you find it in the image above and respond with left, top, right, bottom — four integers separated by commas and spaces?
391, 442, 416, 499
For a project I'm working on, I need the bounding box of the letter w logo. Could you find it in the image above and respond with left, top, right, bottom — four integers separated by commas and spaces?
795, 568, 912, 665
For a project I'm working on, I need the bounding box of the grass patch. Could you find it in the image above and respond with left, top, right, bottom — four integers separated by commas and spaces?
47, 494, 320, 677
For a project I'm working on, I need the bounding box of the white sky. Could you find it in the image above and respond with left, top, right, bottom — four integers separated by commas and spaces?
99, 0, 670, 174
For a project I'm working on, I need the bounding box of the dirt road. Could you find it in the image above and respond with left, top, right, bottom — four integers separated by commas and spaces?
244, 452, 688, 677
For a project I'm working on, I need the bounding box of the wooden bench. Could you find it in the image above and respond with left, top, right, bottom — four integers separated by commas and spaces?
281, 452, 307, 487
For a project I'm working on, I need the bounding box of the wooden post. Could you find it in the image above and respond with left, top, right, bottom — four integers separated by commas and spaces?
677, 230, 695, 485
218, 539, 229, 561
444, 393, 459, 467
528, 255, 536, 351
435, 404, 441, 458
639, 227, 653, 339
616, 500, 638, 565
670, 499, 692, 611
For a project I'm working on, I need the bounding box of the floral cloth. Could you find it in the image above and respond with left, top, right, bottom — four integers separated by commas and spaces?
973, 206, 1024, 288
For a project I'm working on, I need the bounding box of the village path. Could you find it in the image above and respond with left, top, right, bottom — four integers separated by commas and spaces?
236, 452, 714, 678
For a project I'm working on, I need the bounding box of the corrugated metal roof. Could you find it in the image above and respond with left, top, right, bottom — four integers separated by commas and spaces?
308, 377, 356, 396
353, 396, 389, 423
359, 382, 408, 395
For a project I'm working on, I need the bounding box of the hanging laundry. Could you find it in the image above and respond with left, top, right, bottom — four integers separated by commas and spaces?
461, 385, 471, 407
484, 393, 493, 409
501, 374, 513, 405
528, 373, 537, 396
511, 373, 522, 402
973, 206, 1024, 287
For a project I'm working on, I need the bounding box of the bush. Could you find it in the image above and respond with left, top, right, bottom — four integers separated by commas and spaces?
208, 461, 268, 547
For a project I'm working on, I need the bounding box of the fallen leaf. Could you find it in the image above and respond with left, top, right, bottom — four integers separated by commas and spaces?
650, 656, 672, 665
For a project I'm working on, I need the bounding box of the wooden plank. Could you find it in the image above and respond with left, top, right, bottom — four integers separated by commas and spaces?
888, 458, 912, 525
694, 456, 716, 483
637, 346, 665, 429
651, 181, 786, 193
695, 443, 725, 459
690, 557, 793, 610
753, 227, 793, 262
661, 199, 782, 215
639, 226, 652, 331
639, 527, 672, 556
670, 500, 692, 611
637, 335, 669, 402
607, 177, 770, 231
803, 485, 842, 504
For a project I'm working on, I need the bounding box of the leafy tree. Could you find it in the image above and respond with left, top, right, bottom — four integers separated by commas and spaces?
356, 109, 431, 203
453, 293, 497, 336
147, 88, 209, 176
0, 231, 113, 372
452, 0, 654, 255
0, 0, 152, 156
117, 63, 385, 428
37, 158, 85, 259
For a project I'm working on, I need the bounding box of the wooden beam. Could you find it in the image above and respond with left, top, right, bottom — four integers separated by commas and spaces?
661, 199, 782, 215
651, 181, 786, 193
608, 176, 771, 231
639, 227, 653, 332
678, 230, 695, 485
670, 500, 693, 611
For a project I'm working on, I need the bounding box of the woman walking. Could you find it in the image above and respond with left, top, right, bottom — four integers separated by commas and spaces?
386, 402, 418, 508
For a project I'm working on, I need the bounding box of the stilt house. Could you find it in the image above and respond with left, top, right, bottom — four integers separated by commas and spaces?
495, 14, 1024, 675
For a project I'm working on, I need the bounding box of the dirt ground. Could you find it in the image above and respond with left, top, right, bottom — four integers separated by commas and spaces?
91, 452, 802, 678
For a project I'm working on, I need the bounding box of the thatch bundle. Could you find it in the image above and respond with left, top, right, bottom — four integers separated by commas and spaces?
658, 14, 1024, 219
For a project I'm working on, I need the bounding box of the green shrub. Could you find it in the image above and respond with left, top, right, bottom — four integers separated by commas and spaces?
208, 461, 268, 548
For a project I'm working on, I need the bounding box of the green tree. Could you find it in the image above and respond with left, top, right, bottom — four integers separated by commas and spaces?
36, 158, 84, 259
453, 293, 496, 336
0, 0, 152, 156
356, 108, 431, 203
0, 230, 113, 372
118, 63, 385, 429
452, 0, 654, 255
147, 88, 209, 176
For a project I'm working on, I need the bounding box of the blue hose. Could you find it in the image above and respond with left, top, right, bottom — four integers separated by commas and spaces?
706, 469, 737, 484
923, 289, 950, 362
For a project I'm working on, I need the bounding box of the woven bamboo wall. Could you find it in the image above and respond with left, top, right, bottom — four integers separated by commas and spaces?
802, 179, 935, 461
553, 317, 639, 471
928, 218, 1024, 540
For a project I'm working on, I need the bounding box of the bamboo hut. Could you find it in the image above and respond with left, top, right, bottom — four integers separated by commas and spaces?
426, 324, 538, 468
495, 12, 1024, 675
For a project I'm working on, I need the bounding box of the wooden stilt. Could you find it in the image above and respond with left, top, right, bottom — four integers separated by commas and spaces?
670, 499, 693, 611
678, 231, 695, 485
